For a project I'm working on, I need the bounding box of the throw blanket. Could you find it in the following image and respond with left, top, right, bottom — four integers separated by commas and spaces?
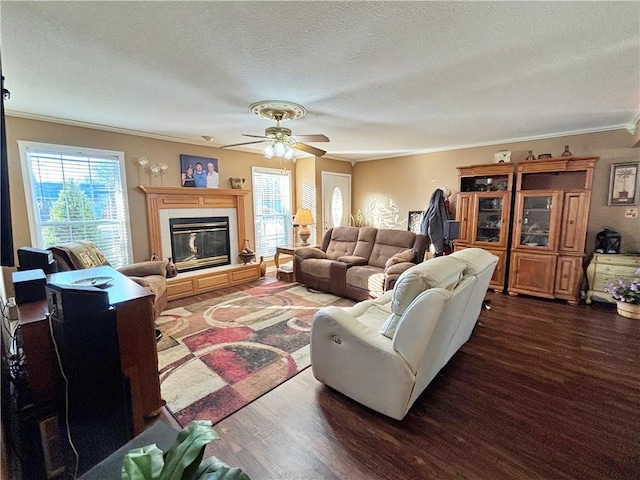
49, 241, 110, 269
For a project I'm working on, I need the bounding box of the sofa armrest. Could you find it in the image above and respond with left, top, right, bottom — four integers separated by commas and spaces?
385, 261, 415, 276
117, 260, 167, 278
294, 247, 327, 261
337, 255, 368, 266
311, 306, 415, 419
311, 307, 409, 377
383, 262, 416, 291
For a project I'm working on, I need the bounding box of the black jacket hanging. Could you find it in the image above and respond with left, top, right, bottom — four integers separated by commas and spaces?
420, 188, 450, 256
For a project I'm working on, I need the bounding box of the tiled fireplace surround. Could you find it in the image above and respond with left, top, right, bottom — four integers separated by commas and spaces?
139, 186, 260, 300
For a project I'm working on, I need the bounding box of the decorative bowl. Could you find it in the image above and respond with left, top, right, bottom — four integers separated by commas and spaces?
239, 253, 255, 264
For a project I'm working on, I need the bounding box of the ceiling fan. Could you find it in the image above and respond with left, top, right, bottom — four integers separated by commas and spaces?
221, 101, 329, 157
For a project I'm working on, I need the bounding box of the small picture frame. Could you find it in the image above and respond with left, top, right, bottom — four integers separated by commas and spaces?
494, 150, 511, 163
608, 162, 639, 206
408, 211, 423, 234
179, 154, 219, 188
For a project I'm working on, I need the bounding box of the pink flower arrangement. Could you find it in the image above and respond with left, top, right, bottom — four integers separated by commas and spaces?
604, 268, 640, 305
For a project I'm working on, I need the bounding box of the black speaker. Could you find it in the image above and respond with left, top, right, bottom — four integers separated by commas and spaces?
17, 246, 58, 273
444, 220, 460, 240
12, 269, 47, 304
46, 284, 132, 474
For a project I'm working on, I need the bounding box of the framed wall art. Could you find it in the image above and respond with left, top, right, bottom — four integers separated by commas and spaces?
179, 154, 219, 188
408, 210, 423, 234
608, 162, 639, 206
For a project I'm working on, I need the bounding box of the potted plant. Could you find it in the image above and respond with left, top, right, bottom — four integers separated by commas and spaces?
122, 420, 250, 480
604, 268, 640, 319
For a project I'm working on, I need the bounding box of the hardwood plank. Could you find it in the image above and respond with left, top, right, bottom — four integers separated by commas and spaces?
163, 287, 639, 480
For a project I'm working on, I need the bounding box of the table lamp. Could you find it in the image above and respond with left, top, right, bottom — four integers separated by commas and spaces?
293, 208, 314, 246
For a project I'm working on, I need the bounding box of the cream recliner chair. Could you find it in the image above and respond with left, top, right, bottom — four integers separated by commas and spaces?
310, 248, 498, 420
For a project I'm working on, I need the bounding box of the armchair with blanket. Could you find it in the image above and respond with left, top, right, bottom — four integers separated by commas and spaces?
48, 241, 168, 319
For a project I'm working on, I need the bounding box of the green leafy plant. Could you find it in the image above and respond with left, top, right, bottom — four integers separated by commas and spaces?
122, 420, 250, 480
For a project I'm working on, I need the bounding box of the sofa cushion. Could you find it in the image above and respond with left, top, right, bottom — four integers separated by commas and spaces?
368, 229, 418, 269
325, 226, 360, 260
352, 227, 377, 259
346, 265, 385, 293
300, 258, 333, 278
449, 248, 498, 276
337, 255, 368, 266
379, 256, 466, 338
385, 249, 414, 269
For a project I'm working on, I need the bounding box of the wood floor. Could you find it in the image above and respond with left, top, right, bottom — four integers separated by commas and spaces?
165, 285, 640, 480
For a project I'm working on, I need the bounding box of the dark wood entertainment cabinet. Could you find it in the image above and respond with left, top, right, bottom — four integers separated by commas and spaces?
17, 266, 164, 436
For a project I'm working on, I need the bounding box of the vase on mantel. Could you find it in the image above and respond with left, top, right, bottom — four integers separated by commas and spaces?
616, 301, 640, 320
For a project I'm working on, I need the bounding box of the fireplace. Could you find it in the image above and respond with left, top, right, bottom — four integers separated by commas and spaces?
169, 217, 231, 272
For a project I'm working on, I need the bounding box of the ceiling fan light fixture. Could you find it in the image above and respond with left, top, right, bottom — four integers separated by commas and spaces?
273, 141, 287, 157
263, 144, 275, 158
284, 145, 294, 160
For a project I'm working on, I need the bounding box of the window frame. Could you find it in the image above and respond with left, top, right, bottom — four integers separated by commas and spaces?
251, 166, 293, 257
18, 141, 134, 266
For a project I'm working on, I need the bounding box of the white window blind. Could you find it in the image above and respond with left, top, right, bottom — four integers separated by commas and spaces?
19, 141, 133, 267
252, 166, 292, 257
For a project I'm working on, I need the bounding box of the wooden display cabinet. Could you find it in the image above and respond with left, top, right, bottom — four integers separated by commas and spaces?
508, 157, 598, 305
454, 163, 514, 291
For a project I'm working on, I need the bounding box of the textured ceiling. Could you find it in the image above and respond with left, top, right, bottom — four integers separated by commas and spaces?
2, 1, 639, 162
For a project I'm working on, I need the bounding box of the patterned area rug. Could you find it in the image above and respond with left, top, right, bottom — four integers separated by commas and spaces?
156, 279, 354, 426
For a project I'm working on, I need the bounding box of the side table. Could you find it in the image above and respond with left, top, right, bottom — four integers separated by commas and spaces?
585, 253, 640, 304
275, 246, 299, 282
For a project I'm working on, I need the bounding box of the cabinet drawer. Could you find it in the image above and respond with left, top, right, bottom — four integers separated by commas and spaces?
197, 273, 229, 290
167, 279, 194, 296
231, 265, 259, 283
594, 255, 640, 267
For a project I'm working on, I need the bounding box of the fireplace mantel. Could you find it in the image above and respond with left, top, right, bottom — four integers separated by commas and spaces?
138, 186, 250, 260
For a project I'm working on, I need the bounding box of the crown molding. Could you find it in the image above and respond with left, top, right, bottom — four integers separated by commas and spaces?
5, 110, 218, 147
345, 123, 638, 163
6, 110, 637, 161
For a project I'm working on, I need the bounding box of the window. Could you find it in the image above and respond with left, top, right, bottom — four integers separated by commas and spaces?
252, 166, 292, 257
18, 141, 133, 267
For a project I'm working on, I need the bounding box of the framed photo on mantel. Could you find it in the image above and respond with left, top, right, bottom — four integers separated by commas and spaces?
180, 154, 219, 188
608, 162, 639, 206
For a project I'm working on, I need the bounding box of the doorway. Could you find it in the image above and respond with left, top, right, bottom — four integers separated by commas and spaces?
321, 172, 352, 234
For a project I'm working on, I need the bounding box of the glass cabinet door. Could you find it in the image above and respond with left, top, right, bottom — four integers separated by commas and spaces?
515, 192, 561, 250
473, 192, 509, 246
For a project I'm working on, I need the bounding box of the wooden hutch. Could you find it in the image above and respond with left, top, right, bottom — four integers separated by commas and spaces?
454, 162, 515, 291
455, 156, 598, 304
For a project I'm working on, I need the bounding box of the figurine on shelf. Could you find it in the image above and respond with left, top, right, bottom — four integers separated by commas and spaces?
525, 150, 535, 161
166, 257, 178, 278
561, 145, 572, 157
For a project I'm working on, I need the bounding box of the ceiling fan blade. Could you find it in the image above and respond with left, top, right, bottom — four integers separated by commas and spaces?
221, 140, 267, 148
242, 134, 269, 139
294, 142, 326, 157
294, 134, 329, 142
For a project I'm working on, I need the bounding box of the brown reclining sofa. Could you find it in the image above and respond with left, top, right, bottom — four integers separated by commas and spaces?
294, 226, 428, 301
